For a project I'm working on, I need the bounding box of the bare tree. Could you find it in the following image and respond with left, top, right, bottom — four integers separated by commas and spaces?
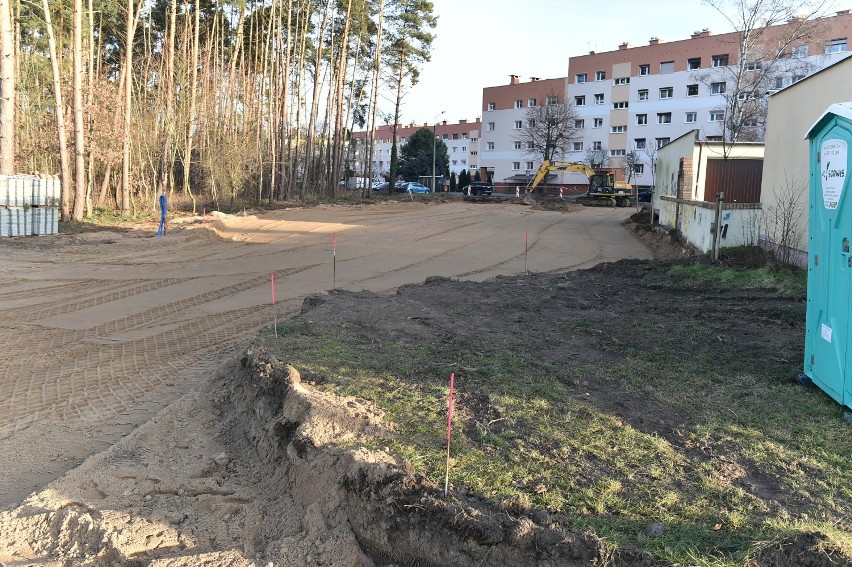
71, 0, 87, 220
622, 150, 640, 184
584, 147, 609, 169
762, 173, 806, 265
515, 94, 581, 162
702, 0, 831, 146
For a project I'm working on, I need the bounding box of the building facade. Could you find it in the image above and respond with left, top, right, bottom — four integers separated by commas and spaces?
481, 11, 852, 191
351, 119, 481, 182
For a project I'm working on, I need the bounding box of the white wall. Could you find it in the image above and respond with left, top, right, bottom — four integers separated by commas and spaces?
659, 198, 761, 252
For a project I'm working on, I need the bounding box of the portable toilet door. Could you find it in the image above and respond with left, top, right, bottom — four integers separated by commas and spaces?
804, 102, 852, 408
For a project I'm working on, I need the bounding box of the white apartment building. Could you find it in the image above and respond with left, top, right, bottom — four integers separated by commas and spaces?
351, 119, 481, 181
481, 10, 852, 191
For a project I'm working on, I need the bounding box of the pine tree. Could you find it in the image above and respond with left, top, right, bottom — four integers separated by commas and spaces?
449, 171, 456, 192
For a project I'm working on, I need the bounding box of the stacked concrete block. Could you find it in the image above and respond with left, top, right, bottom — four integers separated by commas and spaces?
0, 174, 61, 236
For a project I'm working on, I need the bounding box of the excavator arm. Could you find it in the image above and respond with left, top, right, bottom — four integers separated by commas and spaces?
526, 160, 596, 193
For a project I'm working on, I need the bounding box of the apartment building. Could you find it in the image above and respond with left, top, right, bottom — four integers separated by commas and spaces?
482, 10, 852, 190
351, 119, 481, 181
479, 76, 569, 187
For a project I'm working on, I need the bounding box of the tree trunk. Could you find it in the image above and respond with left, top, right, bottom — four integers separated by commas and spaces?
42, 0, 72, 219
72, 0, 87, 220
0, 0, 15, 174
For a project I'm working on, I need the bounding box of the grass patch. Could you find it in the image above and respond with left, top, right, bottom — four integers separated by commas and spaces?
262, 259, 850, 566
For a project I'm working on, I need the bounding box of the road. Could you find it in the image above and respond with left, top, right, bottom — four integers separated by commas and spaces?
0, 201, 652, 509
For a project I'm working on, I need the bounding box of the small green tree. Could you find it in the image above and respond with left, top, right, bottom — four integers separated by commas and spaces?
458, 169, 468, 192
398, 127, 449, 181
449, 171, 457, 191
474, 169, 482, 182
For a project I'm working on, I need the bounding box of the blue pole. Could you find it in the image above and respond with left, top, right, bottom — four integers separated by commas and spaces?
157, 194, 167, 236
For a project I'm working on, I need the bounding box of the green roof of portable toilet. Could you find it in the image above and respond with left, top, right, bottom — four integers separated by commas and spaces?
806, 101, 852, 139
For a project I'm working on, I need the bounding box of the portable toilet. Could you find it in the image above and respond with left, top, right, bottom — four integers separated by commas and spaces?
803, 102, 852, 408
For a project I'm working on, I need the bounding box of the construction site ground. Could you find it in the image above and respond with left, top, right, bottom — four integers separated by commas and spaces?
0, 200, 847, 565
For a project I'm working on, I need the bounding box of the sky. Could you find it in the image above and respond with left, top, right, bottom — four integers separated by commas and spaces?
393, 0, 752, 125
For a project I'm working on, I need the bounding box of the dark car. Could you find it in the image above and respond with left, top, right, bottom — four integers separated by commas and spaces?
372, 182, 390, 191
637, 188, 654, 203
465, 181, 493, 196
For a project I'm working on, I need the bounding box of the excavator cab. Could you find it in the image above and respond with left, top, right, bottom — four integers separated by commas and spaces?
588, 173, 614, 194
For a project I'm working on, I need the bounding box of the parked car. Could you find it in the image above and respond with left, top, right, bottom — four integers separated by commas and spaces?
637, 188, 654, 203
372, 182, 390, 191
405, 182, 431, 194
393, 181, 411, 192
465, 181, 493, 196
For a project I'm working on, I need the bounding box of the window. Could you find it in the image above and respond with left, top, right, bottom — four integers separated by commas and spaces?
512, 162, 520, 170
687, 84, 698, 96
610, 149, 626, 157
657, 112, 672, 124
712, 54, 729, 67
594, 93, 605, 104
659, 87, 673, 99
486, 141, 495, 150
825, 38, 847, 54
611, 125, 627, 133
636, 114, 648, 125
613, 77, 630, 85
546, 95, 559, 105
660, 61, 675, 74
706, 135, 723, 142
576, 73, 587, 83
792, 45, 809, 58
526, 161, 534, 170
639, 64, 650, 76
486, 122, 495, 131
514, 100, 523, 109
575, 119, 585, 128
442, 134, 448, 140
792, 74, 805, 83
612, 101, 629, 109
688, 57, 701, 70
470, 151, 477, 156
461, 159, 467, 165
514, 120, 523, 129
633, 164, 645, 174
685, 112, 697, 123
462, 133, 468, 139
772, 77, 784, 89
593, 118, 603, 128
573, 141, 584, 151
595, 70, 606, 80
453, 133, 459, 139
452, 160, 458, 165
575, 95, 586, 106
634, 138, 646, 150
513, 141, 522, 150
487, 102, 496, 111
743, 118, 759, 127
656, 137, 670, 148
592, 141, 602, 150
744, 60, 763, 71
471, 137, 478, 142
470, 164, 477, 169
452, 146, 457, 152
709, 110, 724, 121
528, 98, 537, 107
527, 141, 534, 150
528, 119, 536, 128
638, 89, 649, 101
711, 82, 726, 94
737, 91, 759, 100
461, 146, 466, 152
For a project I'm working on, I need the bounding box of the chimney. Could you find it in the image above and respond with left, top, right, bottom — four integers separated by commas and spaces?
589, 51, 595, 54
530, 77, 540, 82
475, 117, 481, 123
649, 37, 660, 45
509, 74, 520, 85
459, 119, 467, 124
442, 120, 447, 125
618, 42, 629, 50
691, 31, 701, 39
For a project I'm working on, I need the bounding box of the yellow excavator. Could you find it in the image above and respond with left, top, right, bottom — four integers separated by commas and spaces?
525, 160, 635, 207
